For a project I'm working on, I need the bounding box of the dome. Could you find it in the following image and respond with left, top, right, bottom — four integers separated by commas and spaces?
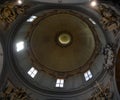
27, 10, 97, 73
1, 0, 120, 100
9, 6, 104, 95
13, 9, 100, 78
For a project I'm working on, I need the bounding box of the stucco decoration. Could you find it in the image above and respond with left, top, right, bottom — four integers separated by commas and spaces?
95, 4, 120, 36
0, 1, 29, 28
0, 80, 32, 100
90, 81, 113, 100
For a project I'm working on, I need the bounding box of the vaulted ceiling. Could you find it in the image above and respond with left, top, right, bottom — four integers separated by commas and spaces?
0, 0, 120, 100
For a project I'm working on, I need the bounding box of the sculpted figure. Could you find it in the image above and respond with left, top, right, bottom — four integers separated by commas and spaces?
0, 1, 26, 24
97, 4, 120, 35
0, 2, 16, 23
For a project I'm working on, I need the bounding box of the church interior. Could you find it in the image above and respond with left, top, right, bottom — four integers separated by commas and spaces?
0, 0, 120, 100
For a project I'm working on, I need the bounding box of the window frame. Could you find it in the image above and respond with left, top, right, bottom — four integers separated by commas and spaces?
84, 70, 93, 81
27, 67, 38, 78
55, 79, 64, 88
